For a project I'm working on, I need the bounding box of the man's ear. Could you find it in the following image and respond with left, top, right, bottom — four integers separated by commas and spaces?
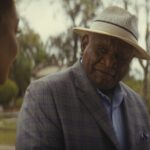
81, 35, 89, 51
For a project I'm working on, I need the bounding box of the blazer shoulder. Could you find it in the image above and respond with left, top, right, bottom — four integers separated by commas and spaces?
28, 64, 77, 94
120, 82, 142, 99
120, 82, 148, 111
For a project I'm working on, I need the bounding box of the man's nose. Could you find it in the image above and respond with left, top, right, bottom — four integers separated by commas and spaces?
101, 55, 117, 68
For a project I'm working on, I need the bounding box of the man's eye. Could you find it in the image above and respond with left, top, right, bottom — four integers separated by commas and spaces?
115, 53, 131, 61
95, 47, 107, 56
97, 48, 107, 55
100, 48, 107, 53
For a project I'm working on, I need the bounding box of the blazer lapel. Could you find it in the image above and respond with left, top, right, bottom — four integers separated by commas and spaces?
72, 62, 120, 150
122, 93, 149, 150
123, 97, 137, 150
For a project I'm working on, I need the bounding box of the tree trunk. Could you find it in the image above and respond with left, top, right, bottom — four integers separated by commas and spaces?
71, 33, 78, 65
143, 64, 149, 103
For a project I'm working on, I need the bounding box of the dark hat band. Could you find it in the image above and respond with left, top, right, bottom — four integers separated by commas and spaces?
95, 20, 137, 40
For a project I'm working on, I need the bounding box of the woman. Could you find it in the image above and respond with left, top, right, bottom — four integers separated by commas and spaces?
0, 0, 19, 84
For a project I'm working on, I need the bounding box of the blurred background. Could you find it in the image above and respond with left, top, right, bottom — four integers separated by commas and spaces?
0, 0, 150, 149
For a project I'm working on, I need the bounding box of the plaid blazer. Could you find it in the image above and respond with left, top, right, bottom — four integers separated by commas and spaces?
16, 61, 150, 150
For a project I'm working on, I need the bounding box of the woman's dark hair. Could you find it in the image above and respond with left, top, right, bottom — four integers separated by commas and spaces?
0, 0, 15, 14
0, 0, 15, 28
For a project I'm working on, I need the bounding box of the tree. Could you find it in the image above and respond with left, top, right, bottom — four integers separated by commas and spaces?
11, 18, 49, 97
0, 79, 18, 108
131, 0, 150, 103
138, 0, 150, 103
47, 0, 104, 66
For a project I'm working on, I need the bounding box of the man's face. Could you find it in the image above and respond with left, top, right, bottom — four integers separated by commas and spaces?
82, 33, 134, 90
0, 9, 19, 84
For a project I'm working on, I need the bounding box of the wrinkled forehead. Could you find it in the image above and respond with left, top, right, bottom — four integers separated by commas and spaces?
88, 32, 133, 48
87, 33, 135, 58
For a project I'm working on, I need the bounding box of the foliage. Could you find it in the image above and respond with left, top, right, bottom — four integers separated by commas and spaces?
134, 0, 150, 103
15, 97, 23, 108
11, 18, 50, 97
18, 23, 47, 67
0, 79, 18, 107
123, 77, 143, 95
11, 52, 32, 97
123, 75, 150, 112
47, 0, 103, 66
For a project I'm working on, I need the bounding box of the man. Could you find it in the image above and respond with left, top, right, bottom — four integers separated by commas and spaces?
0, 0, 19, 84
16, 6, 150, 150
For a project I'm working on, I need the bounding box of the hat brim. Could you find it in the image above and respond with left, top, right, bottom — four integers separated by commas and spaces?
73, 27, 150, 60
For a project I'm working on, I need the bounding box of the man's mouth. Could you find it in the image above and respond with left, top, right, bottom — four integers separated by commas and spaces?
94, 69, 116, 77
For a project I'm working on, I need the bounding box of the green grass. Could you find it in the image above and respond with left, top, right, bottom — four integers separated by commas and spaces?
0, 130, 16, 145
0, 118, 16, 145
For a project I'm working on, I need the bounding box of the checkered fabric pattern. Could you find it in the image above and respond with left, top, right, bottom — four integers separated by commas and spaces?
16, 61, 150, 150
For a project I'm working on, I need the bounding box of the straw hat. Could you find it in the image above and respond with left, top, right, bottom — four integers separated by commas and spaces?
73, 6, 150, 60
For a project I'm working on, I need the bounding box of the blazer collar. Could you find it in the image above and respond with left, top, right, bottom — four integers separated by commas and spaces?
120, 83, 150, 150
71, 61, 120, 149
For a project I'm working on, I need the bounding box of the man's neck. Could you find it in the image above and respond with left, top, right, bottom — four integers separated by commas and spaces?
101, 87, 116, 100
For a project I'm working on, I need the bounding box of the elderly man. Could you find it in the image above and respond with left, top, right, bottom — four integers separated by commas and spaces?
16, 6, 150, 150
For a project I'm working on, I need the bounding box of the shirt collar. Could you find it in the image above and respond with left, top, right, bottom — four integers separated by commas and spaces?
97, 82, 126, 109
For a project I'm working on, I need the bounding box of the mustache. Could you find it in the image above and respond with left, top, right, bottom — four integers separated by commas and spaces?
96, 69, 116, 77
93, 61, 116, 77
94, 69, 116, 77
93, 66, 116, 77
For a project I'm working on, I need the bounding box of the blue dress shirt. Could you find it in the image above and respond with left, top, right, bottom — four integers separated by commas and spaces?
97, 83, 128, 150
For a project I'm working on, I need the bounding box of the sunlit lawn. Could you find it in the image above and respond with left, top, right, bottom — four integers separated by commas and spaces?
0, 118, 16, 145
